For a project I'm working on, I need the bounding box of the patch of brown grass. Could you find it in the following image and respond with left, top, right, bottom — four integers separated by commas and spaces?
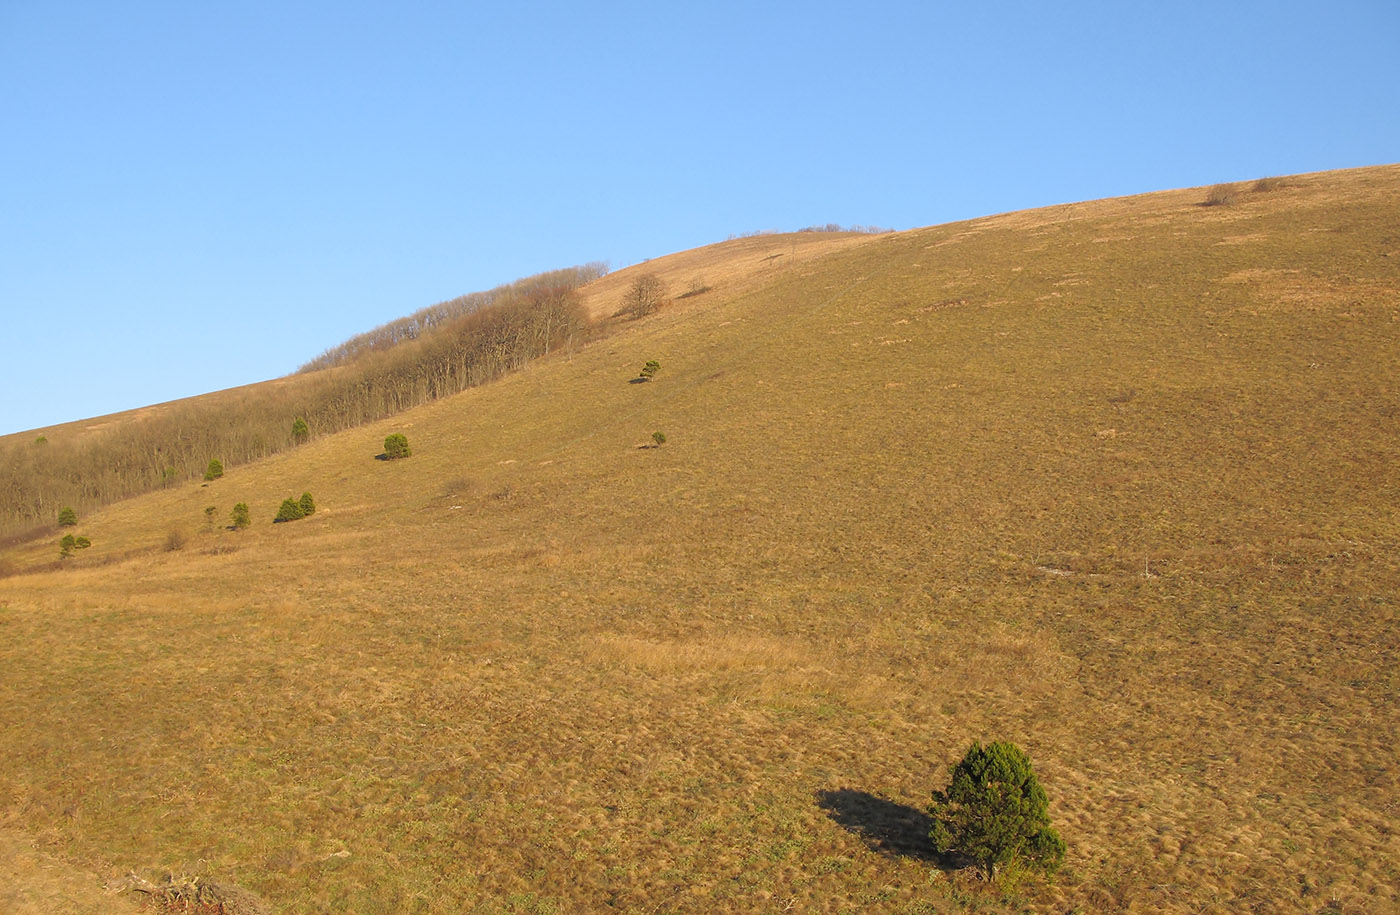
2, 164, 1398, 913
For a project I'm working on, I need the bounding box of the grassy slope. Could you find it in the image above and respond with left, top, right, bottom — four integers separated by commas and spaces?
1, 166, 1398, 913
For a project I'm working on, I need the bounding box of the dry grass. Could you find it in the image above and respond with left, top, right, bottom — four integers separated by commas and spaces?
577, 231, 882, 321
1, 165, 1398, 913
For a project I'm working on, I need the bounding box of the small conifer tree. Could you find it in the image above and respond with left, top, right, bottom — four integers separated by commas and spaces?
74, 536, 91, 549
929, 741, 1065, 881
298, 492, 315, 516
59, 534, 76, 558
204, 506, 218, 528
58, 506, 78, 527
230, 502, 251, 530
291, 417, 310, 441
640, 360, 661, 381
652, 430, 667, 447
274, 498, 305, 523
384, 433, 411, 460
204, 459, 224, 481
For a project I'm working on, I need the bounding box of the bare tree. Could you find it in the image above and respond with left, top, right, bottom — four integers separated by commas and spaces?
617, 274, 668, 319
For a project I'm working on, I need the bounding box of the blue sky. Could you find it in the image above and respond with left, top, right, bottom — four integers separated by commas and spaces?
2, 0, 1396, 435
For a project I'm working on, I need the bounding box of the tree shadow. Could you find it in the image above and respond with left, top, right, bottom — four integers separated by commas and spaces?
816, 788, 960, 869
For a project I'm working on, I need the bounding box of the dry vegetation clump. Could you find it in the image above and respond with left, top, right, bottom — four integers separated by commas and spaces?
1203, 182, 1239, 206
1, 164, 1398, 914
1252, 175, 1287, 192
678, 276, 712, 299
122, 871, 270, 915
615, 273, 669, 319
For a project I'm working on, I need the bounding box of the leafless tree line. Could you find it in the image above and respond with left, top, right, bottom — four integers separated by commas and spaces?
0, 270, 600, 536
298, 263, 606, 372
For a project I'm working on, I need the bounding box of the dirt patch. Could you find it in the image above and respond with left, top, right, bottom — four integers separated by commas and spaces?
0, 828, 143, 915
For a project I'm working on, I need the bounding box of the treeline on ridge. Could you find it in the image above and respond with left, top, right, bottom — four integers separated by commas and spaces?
0, 266, 604, 537
298, 264, 606, 372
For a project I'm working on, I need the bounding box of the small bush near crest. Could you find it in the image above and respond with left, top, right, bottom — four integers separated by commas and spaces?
1204, 183, 1238, 206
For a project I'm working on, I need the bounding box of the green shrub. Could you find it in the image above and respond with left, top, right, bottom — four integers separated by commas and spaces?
59, 534, 76, 558
204, 506, 218, 528
640, 360, 661, 381
652, 430, 667, 447
204, 459, 224, 481
230, 503, 251, 530
57, 506, 77, 527
74, 536, 91, 549
291, 417, 310, 441
384, 433, 411, 460
298, 492, 316, 516
274, 498, 305, 523
929, 741, 1065, 881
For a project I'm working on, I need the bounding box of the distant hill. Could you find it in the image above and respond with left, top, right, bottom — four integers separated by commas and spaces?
1, 166, 1397, 914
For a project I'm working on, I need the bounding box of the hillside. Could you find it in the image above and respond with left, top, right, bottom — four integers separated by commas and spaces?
1, 166, 1398, 913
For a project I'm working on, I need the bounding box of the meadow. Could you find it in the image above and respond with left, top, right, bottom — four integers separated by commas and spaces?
1, 166, 1397, 913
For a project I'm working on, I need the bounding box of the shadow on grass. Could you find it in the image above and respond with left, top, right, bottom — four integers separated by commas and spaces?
817, 788, 958, 868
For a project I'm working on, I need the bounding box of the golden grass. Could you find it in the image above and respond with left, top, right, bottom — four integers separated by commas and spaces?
578, 232, 882, 321
2, 164, 1399, 913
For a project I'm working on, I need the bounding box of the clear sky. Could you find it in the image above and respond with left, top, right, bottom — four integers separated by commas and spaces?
2, 0, 1396, 435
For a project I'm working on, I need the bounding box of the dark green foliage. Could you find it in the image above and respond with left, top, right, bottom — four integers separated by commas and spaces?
274, 498, 305, 523
291, 417, 310, 441
298, 492, 315, 516
929, 741, 1065, 881
204, 506, 218, 528
59, 533, 76, 557
230, 503, 251, 530
33, 436, 47, 445
204, 459, 224, 481
57, 506, 77, 527
74, 536, 90, 549
384, 433, 411, 460
652, 430, 667, 447
640, 360, 661, 381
